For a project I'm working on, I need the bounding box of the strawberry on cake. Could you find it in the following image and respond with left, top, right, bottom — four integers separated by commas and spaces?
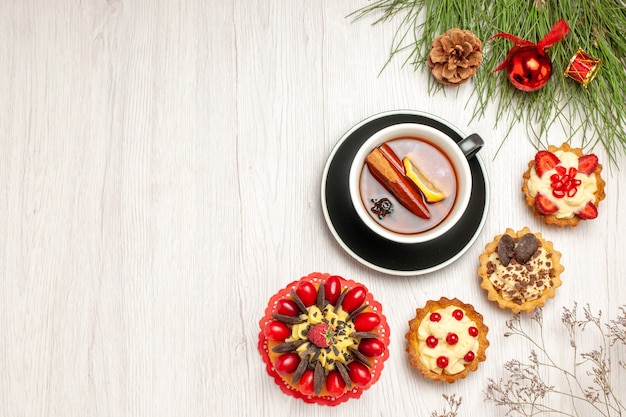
522, 143, 605, 227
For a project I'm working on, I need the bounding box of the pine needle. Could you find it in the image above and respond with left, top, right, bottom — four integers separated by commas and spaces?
349, 0, 626, 164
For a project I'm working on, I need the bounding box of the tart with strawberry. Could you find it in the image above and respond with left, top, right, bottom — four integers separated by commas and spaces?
522, 142, 605, 227
405, 297, 489, 383
258, 273, 390, 406
477, 227, 564, 313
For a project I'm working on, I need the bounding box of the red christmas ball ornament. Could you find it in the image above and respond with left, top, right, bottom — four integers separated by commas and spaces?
488, 19, 570, 92
506, 45, 553, 91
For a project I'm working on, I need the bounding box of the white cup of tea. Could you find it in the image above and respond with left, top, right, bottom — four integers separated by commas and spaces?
349, 123, 483, 244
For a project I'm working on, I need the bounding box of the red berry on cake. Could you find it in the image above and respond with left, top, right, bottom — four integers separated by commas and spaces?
276, 299, 300, 317
323, 275, 342, 305
295, 281, 317, 307
341, 286, 367, 313
358, 338, 385, 357
275, 353, 300, 375
426, 335, 438, 348
436, 356, 449, 369
325, 370, 346, 397
298, 369, 315, 395
353, 312, 381, 332
347, 361, 372, 387
446, 333, 459, 345
264, 320, 291, 341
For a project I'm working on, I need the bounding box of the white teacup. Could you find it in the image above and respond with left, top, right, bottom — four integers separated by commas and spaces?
349, 123, 483, 244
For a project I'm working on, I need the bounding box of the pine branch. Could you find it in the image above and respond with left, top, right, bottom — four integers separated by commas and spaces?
350, 0, 626, 164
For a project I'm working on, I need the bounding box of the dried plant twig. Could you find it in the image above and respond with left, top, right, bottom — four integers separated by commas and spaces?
484, 303, 626, 416
431, 394, 463, 417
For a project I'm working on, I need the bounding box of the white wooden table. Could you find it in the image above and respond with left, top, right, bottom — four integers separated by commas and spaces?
1, 1, 623, 416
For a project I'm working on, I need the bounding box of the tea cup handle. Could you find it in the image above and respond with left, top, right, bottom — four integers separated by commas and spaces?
458, 133, 484, 160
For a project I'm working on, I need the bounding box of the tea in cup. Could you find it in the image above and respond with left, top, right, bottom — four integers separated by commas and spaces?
349, 123, 483, 244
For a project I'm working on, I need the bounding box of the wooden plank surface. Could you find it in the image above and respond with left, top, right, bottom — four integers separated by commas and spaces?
1, 1, 623, 416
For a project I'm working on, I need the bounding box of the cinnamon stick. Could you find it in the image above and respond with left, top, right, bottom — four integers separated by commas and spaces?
365, 147, 430, 219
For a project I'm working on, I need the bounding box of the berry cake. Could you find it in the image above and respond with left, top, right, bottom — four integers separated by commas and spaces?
405, 297, 488, 383
258, 273, 390, 406
522, 142, 605, 227
477, 227, 564, 313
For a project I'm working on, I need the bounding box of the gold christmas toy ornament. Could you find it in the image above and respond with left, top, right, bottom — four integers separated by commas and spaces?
564, 48, 603, 87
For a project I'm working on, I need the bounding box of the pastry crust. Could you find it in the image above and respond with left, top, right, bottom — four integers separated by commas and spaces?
405, 297, 489, 383
478, 227, 564, 314
522, 142, 606, 227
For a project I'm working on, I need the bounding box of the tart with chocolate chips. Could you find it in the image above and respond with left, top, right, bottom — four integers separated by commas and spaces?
477, 227, 564, 313
406, 297, 489, 383
258, 273, 390, 406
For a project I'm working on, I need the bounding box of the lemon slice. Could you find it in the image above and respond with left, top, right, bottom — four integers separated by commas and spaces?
403, 157, 445, 203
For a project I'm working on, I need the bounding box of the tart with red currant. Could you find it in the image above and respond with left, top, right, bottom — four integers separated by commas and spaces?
405, 297, 488, 383
522, 142, 605, 227
258, 273, 390, 406
477, 227, 564, 314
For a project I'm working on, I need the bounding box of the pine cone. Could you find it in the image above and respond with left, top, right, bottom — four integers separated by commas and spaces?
428, 28, 483, 86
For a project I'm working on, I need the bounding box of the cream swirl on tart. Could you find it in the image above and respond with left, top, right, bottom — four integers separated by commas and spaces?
406, 298, 488, 383
527, 150, 597, 218
416, 305, 480, 375
522, 143, 605, 227
478, 227, 564, 314
485, 246, 554, 304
